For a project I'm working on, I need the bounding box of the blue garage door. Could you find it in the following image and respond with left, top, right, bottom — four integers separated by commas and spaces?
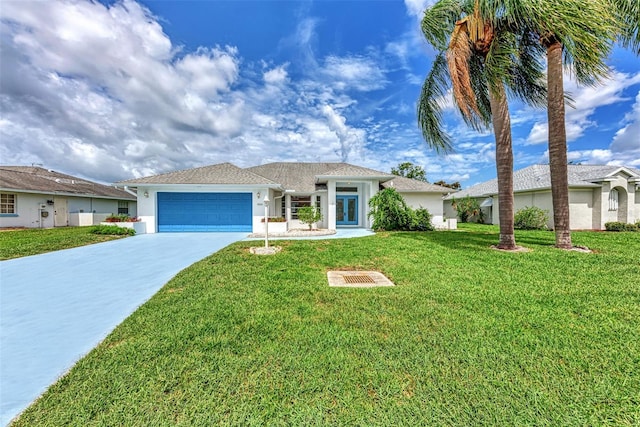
157, 192, 252, 232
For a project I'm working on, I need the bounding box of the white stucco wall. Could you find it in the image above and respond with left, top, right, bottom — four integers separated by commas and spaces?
0, 192, 135, 229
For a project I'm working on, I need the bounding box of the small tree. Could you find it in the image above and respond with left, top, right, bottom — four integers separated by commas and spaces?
451, 196, 481, 223
297, 206, 322, 230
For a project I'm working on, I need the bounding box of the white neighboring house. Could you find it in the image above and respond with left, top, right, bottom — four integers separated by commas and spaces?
116, 162, 453, 234
444, 164, 640, 230
0, 166, 137, 229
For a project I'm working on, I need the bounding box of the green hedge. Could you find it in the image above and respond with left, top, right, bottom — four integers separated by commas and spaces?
604, 222, 638, 232
90, 225, 136, 236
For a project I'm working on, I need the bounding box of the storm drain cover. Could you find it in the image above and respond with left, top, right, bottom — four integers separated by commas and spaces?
327, 271, 395, 288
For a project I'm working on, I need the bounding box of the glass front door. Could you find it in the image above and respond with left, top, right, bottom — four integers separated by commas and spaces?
336, 195, 358, 225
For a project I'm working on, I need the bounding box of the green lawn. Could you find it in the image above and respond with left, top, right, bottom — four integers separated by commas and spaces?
13, 225, 640, 426
0, 227, 130, 260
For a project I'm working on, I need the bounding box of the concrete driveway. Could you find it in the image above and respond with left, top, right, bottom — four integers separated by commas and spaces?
0, 232, 245, 426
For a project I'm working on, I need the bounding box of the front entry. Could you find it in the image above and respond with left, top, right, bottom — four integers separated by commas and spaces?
336, 195, 358, 226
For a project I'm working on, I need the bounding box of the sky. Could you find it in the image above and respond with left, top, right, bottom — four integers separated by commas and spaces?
1, 0, 638, 187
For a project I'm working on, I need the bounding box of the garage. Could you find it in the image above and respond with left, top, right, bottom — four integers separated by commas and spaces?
157, 192, 252, 232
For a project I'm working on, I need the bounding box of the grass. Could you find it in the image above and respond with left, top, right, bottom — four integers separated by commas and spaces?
13, 225, 640, 426
0, 227, 131, 260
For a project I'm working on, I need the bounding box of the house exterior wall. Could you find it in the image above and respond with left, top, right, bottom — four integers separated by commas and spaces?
567, 189, 594, 230
402, 192, 446, 225
634, 188, 640, 223
0, 191, 135, 229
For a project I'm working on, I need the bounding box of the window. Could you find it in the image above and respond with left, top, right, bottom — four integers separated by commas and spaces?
291, 196, 311, 219
336, 187, 358, 193
0, 193, 16, 214
118, 201, 129, 215
609, 189, 618, 211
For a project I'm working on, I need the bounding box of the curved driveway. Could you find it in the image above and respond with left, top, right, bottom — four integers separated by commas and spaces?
0, 232, 245, 426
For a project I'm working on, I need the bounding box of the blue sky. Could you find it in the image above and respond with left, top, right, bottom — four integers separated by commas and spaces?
1, 0, 638, 187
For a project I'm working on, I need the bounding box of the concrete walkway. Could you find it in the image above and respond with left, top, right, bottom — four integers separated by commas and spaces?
0, 228, 374, 425
0, 232, 245, 426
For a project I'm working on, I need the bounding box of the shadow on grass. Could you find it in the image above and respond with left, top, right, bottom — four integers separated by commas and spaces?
389, 228, 561, 252
391, 230, 499, 252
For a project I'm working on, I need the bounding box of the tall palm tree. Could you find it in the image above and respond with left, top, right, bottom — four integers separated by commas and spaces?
418, 0, 545, 249
479, 0, 617, 249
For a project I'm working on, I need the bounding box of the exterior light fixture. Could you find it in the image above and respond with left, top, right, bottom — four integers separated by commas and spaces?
144, 191, 149, 198
257, 191, 261, 199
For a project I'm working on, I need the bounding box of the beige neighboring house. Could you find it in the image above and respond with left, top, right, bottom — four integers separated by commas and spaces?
444, 164, 640, 230
116, 162, 454, 234
0, 166, 137, 229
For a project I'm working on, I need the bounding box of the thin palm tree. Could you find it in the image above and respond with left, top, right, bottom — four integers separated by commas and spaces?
418, 0, 545, 249
479, 0, 617, 249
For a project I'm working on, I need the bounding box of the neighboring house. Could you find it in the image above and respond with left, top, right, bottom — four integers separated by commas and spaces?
0, 166, 137, 229
444, 164, 640, 230
116, 162, 453, 233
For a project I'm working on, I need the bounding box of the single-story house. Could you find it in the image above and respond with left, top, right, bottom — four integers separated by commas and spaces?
444, 164, 640, 230
0, 166, 137, 229
116, 162, 454, 233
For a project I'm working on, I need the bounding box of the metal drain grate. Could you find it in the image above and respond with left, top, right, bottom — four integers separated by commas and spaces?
327, 271, 395, 287
343, 275, 375, 284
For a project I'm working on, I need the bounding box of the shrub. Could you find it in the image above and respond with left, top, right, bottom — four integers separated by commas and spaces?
90, 225, 135, 236
514, 206, 549, 230
261, 217, 286, 223
409, 208, 435, 231
368, 188, 413, 231
297, 206, 323, 230
104, 214, 139, 222
369, 188, 434, 231
605, 222, 638, 232
450, 196, 481, 223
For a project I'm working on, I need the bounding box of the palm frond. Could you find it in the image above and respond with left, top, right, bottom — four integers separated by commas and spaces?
611, 0, 640, 53
421, 0, 465, 50
447, 20, 479, 122
417, 52, 454, 153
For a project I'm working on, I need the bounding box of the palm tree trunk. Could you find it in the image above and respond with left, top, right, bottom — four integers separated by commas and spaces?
546, 40, 572, 249
488, 83, 516, 250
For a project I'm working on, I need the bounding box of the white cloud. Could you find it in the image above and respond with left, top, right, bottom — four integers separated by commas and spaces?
610, 90, 640, 155
525, 70, 640, 145
403, 0, 437, 18
263, 64, 289, 85
321, 55, 388, 92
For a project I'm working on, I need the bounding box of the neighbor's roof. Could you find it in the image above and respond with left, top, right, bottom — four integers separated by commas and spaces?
382, 175, 455, 193
445, 164, 640, 199
0, 166, 136, 200
117, 162, 279, 186
247, 162, 395, 193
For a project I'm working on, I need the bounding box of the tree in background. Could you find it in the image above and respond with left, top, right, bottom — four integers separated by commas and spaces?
391, 162, 428, 182
434, 180, 461, 190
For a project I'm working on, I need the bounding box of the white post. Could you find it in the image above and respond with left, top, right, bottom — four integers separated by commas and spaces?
264, 195, 270, 248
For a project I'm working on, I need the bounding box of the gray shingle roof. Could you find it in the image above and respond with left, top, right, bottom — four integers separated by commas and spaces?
117, 163, 279, 185
382, 175, 455, 193
445, 164, 640, 199
0, 166, 135, 200
247, 162, 395, 193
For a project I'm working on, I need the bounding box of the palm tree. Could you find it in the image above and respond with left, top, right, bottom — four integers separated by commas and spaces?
418, 0, 545, 249
479, 1, 617, 249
